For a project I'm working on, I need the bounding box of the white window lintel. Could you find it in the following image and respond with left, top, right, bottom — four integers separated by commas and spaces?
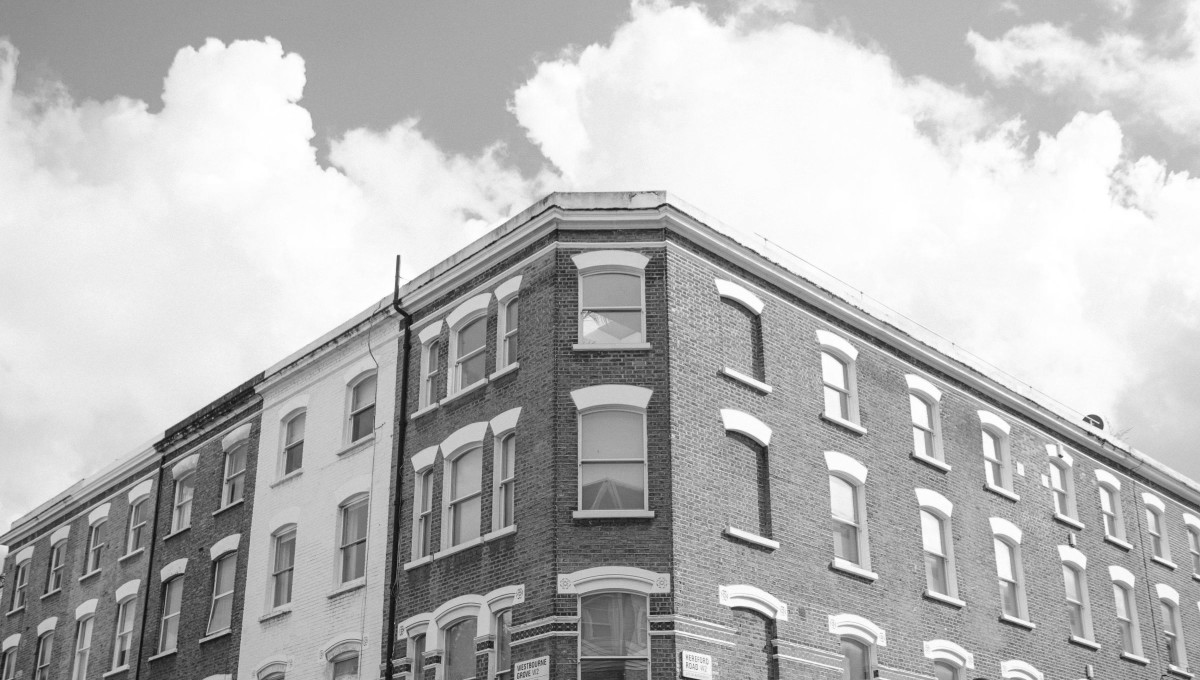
160, 558, 188, 582
978, 410, 1011, 435
572, 250, 649, 272
447, 293, 493, 331
115, 579, 141, 602
905, 375, 942, 402
88, 503, 111, 526
720, 409, 772, 447
440, 421, 488, 458
1094, 469, 1121, 490
210, 534, 241, 560
495, 275, 523, 303
1157, 583, 1181, 605
1057, 545, 1087, 570
410, 446, 438, 473
36, 617, 57, 636
1142, 492, 1166, 513
127, 479, 153, 504
915, 488, 953, 517
1109, 565, 1136, 587
1000, 659, 1044, 680
571, 384, 652, 411
75, 599, 98, 621
557, 566, 670, 595
490, 407, 522, 437
824, 451, 867, 485
714, 279, 764, 315
719, 584, 788, 621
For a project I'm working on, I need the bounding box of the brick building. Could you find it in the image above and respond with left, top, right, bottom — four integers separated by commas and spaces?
383, 192, 1200, 680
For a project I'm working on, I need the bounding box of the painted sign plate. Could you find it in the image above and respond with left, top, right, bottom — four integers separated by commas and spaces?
681, 651, 713, 680
514, 656, 550, 680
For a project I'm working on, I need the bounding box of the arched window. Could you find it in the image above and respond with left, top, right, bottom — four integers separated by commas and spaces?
443, 617, 478, 680
347, 373, 377, 443
906, 375, 944, 466
990, 518, 1029, 623
0, 641, 16, 680
439, 423, 487, 550
495, 275, 522, 372
1095, 470, 1126, 543
1058, 546, 1093, 643
491, 408, 522, 534
573, 250, 649, 348
416, 320, 444, 410
410, 446, 437, 562
223, 441, 247, 507
571, 385, 653, 518
1185, 514, 1200, 576
817, 330, 860, 428
1109, 566, 1142, 657
110, 581, 140, 670
978, 411, 1014, 497
171, 472, 195, 533
559, 566, 667, 678
1158, 584, 1187, 670
158, 576, 185, 653
715, 279, 766, 387
826, 452, 872, 576
271, 526, 297, 609
85, 518, 107, 574
126, 498, 149, 554
72, 613, 94, 680
45, 539, 67, 594
1046, 444, 1078, 524
923, 639, 973, 680
331, 650, 359, 679
8, 557, 29, 612
916, 489, 957, 602
494, 608, 513, 679
339, 495, 369, 583
207, 543, 239, 634
1143, 493, 1172, 565
720, 410, 775, 548
828, 614, 886, 680
445, 293, 492, 397
282, 410, 306, 475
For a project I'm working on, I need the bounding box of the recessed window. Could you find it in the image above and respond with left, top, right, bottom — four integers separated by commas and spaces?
158, 577, 184, 652
223, 442, 247, 506
453, 317, 487, 391
1110, 566, 1142, 656
581, 409, 645, 512
826, 451, 871, 574
172, 474, 195, 533
933, 660, 962, 680
408, 634, 426, 674
85, 521, 106, 572
573, 250, 649, 348
34, 632, 53, 680
112, 598, 135, 668
1, 649, 15, 680
1059, 546, 1094, 642
414, 469, 433, 559
271, 528, 296, 608
283, 411, 305, 475
822, 353, 852, 420
1159, 584, 1188, 669
840, 637, 873, 680
720, 410, 774, 545
923, 639, 973, 680
580, 592, 649, 678
339, 496, 369, 583
331, 651, 359, 679
905, 375, 943, 464
10, 561, 28, 610
72, 617, 93, 680
207, 552, 237, 634
496, 275, 522, 371
991, 518, 1028, 622
978, 411, 1014, 495
126, 500, 149, 554
447, 447, 483, 546
444, 618, 478, 680
422, 339, 442, 406
497, 434, 516, 529
46, 541, 66, 593
1144, 493, 1171, 562
495, 609, 513, 679
1096, 470, 1126, 541
1187, 522, 1200, 575
716, 280, 765, 384
349, 374, 377, 442
921, 509, 954, 597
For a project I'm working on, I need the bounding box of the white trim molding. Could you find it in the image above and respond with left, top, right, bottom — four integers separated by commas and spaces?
1094, 469, 1121, 489
718, 584, 788, 621
75, 599, 98, 620
495, 275, 523, 302
160, 558, 188, 582
923, 639, 974, 669
977, 410, 1012, 434
440, 421, 488, 457
556, 566, 670, 595
36, 617, 58, 636
720, 409, 772, 447
572, 250, 650, 272
210, 534, 241, 560
221, 423, 253, 451
398, 612, 433, 640
490, 407, 522, 436
1184, 513, 1200, 531
446, 293, 493, 331
1157, 583, 1181, 605
570, 384, 653, 411
417, 319, 445, 345
824, 451, 867, 484
88, 503, 111, 525
915, 488, 953, 517
410, 446, 438, 473
827, 613, 886, 646
1000, 659, 1044, 680
13, 545, 34, 565
115, 580, 141, 602
1142, 492, 1166, 513
1, 634, 18, 652
714, 279, 764, 315
127, 479, 153, 504
171, 453, 199, 479
1058, 545, 1087, 570
1109, 565, 1136, 587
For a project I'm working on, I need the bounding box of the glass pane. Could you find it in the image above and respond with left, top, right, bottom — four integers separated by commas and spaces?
458, 351, 486, 388
452, 449, 483, 498
342, 542, 366, 582
824, 386, 848, 420
506, 299, 518, 330
981, 431, 999, 459
925, 553, 948, 594
829, 477, 857, 524
1053, 489, 1068, 515
353, 376, 377, 409
1049, 464, 1064, 491
227, 446, 247, 475
1113, 585, 1129, 618
985, 459, 1001, 487
444, 619, 478, 680
208, 594, 232, 633
1103, 513, 1117, 536
994, 539, 1014, 580
1162, 601, 1177, 634
910, 394, 931, 429
286, 412, 306, 444
420, 472, 433, 512
501, 483, 515, 527
581, 593, 648, 657
505, 333, 518, 365
215, 556, 236, 593
343, 501, 369, 543
840, 638, 869, 680
1068, 602, 1084, 637
452, 496, 481, 544
581, 463, 645, 510
164, 580, 183, 616
412, 635, 425, 664
933, 660, 959, 680
333, 655, 359, 679
580, 310, 643, 344
1000, 581, 1019, 616
285, 442, 304, 473
503, 436, 516, 478
351, 405, 375, 441
456, 317, 486, 355
580, 659, 649, 680
821, 353, 847, 390
275, 533, 296, 570
497, 609, 511, 668
1100, 487, 1114, 513
913, 426, 932, 459
580, 411, 644, 460
581, 273, 640, 308
1062, 565, 1080, 599
833, 522, 859, 563
273, 569, 292, 607
920, 511, 944, 554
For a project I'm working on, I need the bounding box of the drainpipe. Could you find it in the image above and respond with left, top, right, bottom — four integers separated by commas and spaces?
385, 255, 413, 680
132, 443, 169, 680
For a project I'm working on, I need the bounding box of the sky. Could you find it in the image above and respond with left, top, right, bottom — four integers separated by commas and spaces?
2, 0, 1200, 539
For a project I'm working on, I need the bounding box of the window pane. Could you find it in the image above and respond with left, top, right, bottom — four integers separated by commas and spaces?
829, 477, 857, 524
580, 310, 643, 344
821, 353, 847, 390
581, 593, 648, 657
833, 522, 860, 563
840, 638, 869, 680
208, 594, 232, 634
1100, 487, 1114, 513
994, 539, 1014, 581
342, 501, 369, 543
1162, 601, 1177, 634
1000, 581, 1019, 616
502, 435, 516, 478
351, 404, 375, 441
581, 463, 645, 510
581, 273, 640, 308
333, 654, 359, 679
981, 431, 999, 459
581, 411, 644, 460
910, 394, 931, 429
451, 495, 481, 544
275, 532, 296, 571
824, 386, 849, 420
286, 412, 306, 444
925, 553, 948, 594
455, 317, 487, 358
1049, 464, 1064, 490
451, 448, 483, 498
920, 511, 944, 554
1062, 565, 1080, 600
444, 619, 478, 680
353, 376, 377, 409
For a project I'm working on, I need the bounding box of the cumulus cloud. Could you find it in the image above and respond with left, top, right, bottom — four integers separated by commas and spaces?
0, 37, 537, 530
968, 0, 1200, 140
511, 2, 1200, 476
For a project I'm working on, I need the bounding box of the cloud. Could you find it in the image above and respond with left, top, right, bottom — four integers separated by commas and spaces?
0, 37, 536, 531
968, 0, 1200, 140
511, 2, 1200, 477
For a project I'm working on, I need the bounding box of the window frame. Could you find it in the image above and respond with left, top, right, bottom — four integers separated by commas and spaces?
578, 591, 650, 678
85, 520, 106, 574
906, 375, 944, 466
222, 440, 248, 507
1143, 493, 1173, 565
571, 385, 654, 519
1110, 566, 1143, 658
494, 607, 513, 680
816, 330, 861, 429
111, 597, 136, 670
826, 451, 873, 578
330, 649, 360, 679
409, 446, 438, 563
271, 526, 297, 609
206, 551, 238, 635
1158, 583, 1188, 670
347, 372, 378, 444
338, 495, 370, 585
445, 293, 492, 397
9, 560, 29, 611
126, 499, 149, 555
922, 639, 974, 680
572, 250, 650, 349
1096, 470, 1127, 543
72, 616, 93, 680
1046, 445, 1079, 524
1184, 514, 1200, 576
444, 444, 484, 549
827, 614, 886, 680
34, 632, 53, 680
442, 616, 479, 680
46, 541, 66, 594
715, 279, 766, 385
495, 275, 522, 372
1, 648, 15, 680
916, 489, 957, 602
158, 577, 184, 653
281, 409, 306, 476
171, 473, 195, 533
978, 411, 1015, 497
416, 321, 444, 411
490, 407, 522, 535
990, 517, 1029, 624
1058, 546, 1094, 643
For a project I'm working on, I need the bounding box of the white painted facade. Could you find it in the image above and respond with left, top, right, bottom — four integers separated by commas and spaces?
237, 307, 398, 680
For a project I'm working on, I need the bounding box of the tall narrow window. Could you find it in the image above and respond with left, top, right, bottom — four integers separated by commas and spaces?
1145, 494, 1171, 563
447, 447, 482, 546
34, 632, 53, 680
572, 386, 652, 517
1062, 563, 1091, 640
127, 499, 149, 553
272, 528, 296, 608
995, 539, 1021, 618
1188, 525, 1200, 575
172, 474, 194, 532
340, 497, 369, 583
444, 618, 478, 680
349, 375, 377, 442
911, 395, 935, 459
574, 250, 649, 347
916, 489, 958, 600
1, 649, 15, 680
207, 553, 237, 634
409, 634, 426, 674
1112, 578, 1141, 656
579, 592, 649, 678
415, 470, 433, 558
1163, 599, 1184, 667
86, 521, 106, 572
501, 298, 519, 367
283, 412, 305, 474
158, 577, 184, 652
223, 442, 247, 506
1048, 463, 1068, 515
826, 451, 871, 574
498, 434, 516, 529
932, 660, 962, 680
72, 617, 93, 680
46, 541, 66, 593
331, 651, 359, 679
840, 637, 872, 680
1097, 471, 1126, 542
422, 339, 441, 406
822, 352, 851, 421
495, 609, 512, 679
446, 294, 492, 394
10, 561, 28, 610
112, 598, 135, 669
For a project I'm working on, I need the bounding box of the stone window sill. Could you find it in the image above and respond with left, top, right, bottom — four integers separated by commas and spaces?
572, 342, 653, 351
1170, 665, 1195, 679
407, 525, 519, 571
573, 509, 655, 520
103, 666, 131, 678
79, 569, 102, 583
433, 537, 485, 560
912, 453, 950, 473
999, 614, 1035, 630
403, 555, 433, 572
723, 527, 779, 551
483, 524, 517, 542
162, 527, 190, 541
213, 499, 244, 517
147, 649, 177, 662
199, 629, 231, 644
410, 403, 439, 420
328, 581, 366, 600
1153, 556, 1179, 570
923, 590, 965, 608
719, 367, 772, 394
1053, 513, 1084, 530
1105, 534, 1133, 551
258, 608, 291, 624
1121, 652, 1150, 665
118, 549, 145, 564
440, 378, 489, 406
41, 588, 61, 600
820, 413, 867, 436
270, 470, 303, 489
336, 435, 375, 458
1069, 635, 1100, 651
489, 362, 519, 381
7, 606, 24, 617
985, 483, 1020, 502
830, 559, 878, 582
